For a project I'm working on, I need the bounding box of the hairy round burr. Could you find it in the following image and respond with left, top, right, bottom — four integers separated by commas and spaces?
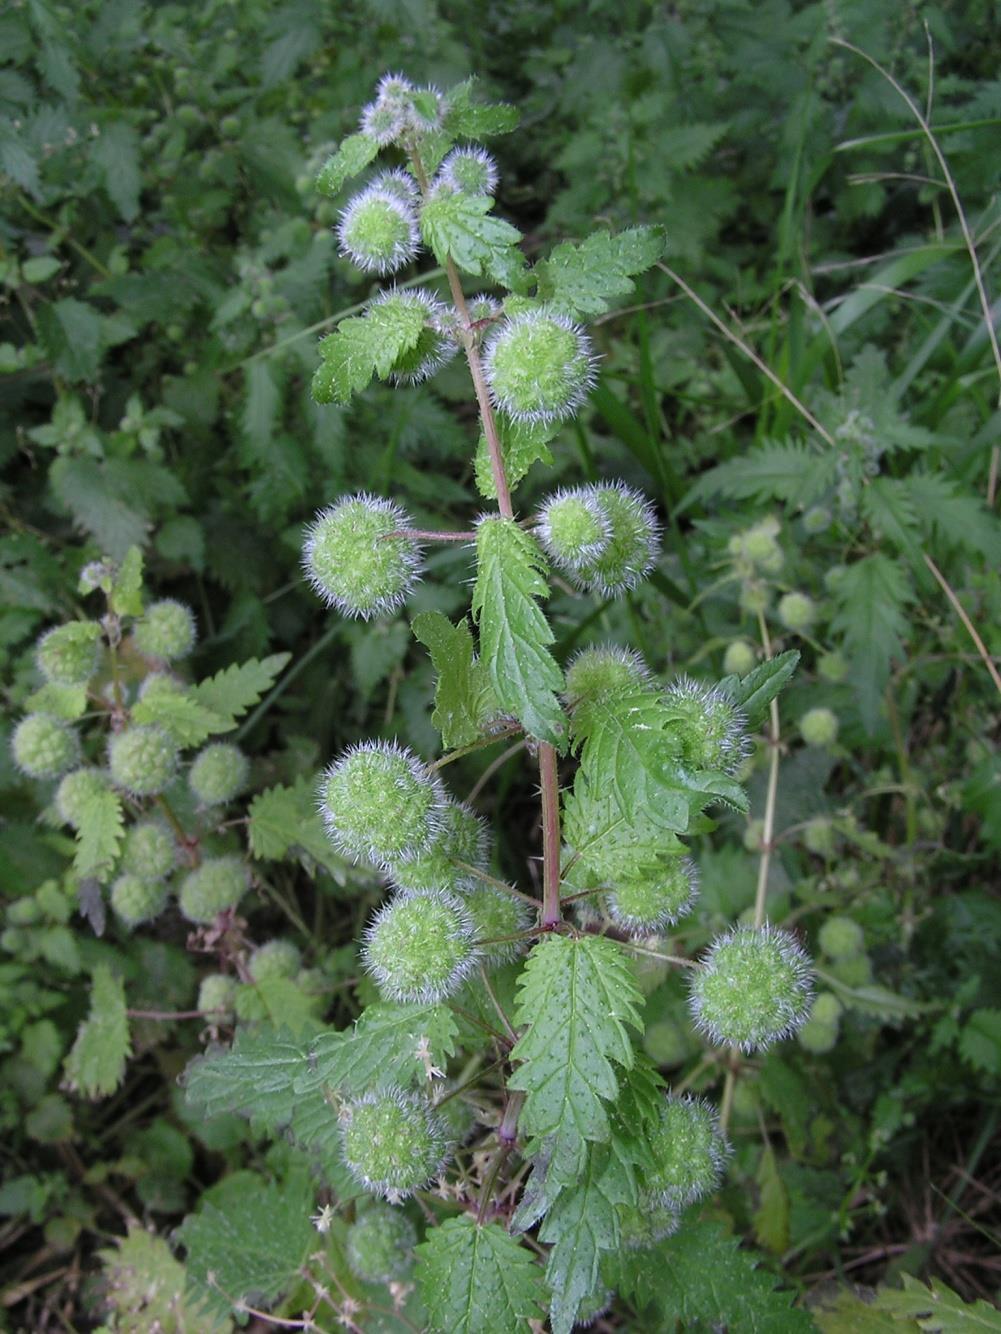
178, 855, 249, 924
688, 924, 814, 1053
345, 1202, 417, 1283
606, 858, 699, 936
188, 742, 249, 807
646, 1093, 731, 1208
362, 887, 479, 1003
371, 288, 459, 386
436, 146, 499, 196
570, 482, 661, 596
536, 487, 612, 572
110, 874, 169, 929
132, 599, 197, 662
336, 185, 419, 275
121, 819, 177, 880
36, 621, 102, 686
663, 676, 751, 775
484, 309, 596, 426
107, 725, 179, 798
318, 740, 446, 868
340, 1086, 451, 1203
12, 714, 81, 781
303, 493, 423, 620
387, 799, 489, 892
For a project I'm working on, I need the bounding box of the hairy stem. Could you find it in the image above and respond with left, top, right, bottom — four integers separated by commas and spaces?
539, 742, 562, 928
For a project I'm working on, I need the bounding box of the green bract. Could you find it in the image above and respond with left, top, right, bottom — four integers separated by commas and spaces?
188, 743, 249, 807
55, 767, 110, 828
178, 855, 249, 924
362, 887, 478, 1003
36, 621, 102, 686
484, 310, 595, 425
340, 1087, 449, 1202
336, 186, 419, 274
345, 1203, 418, 1283
121, 819, 176, 880
689, 924, 814, 1052
303, 494, 423, 620
132, 600, 197, 661
319, 740, 444, 868
107, 725, 179, 797
12, 714, 81, 780
646, 1094, 730, 1208
110, 874, 169, 928
607, 857, 698, 935
571, 482, 660, 595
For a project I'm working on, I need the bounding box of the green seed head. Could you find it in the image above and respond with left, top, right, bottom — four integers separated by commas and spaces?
55, 767, 110, 828
729, 517, 783, 574
818, 651, 849, 683
387, 800, 489, 892
122, 819, 177, 880
537, 488, 612, 571
372, 290, 458, 386
723, 639, 756, 677
607, 858, 698, 935
437, 146, 498, 195
818, 915, 865, 960
802, 505, 831, 535
574, 1286, 614, 1328
362, 887, 479, 1003
663, 677, 750, 775
345, 1203, 418, 1282
188, 743, 249, 807
132, 600, 197, 662
455, 882, 532, 965
778, 591, 816, 633
618, 1197, 681, 1250
36, 622, 102, 686
107, 725, 179, 798
800, 706, 839, 748
484, 310, 596, 425
248, 938, 302, 983
340, 1086, 450, 1202
572, 483, 661, 596
12, 714, 81, 780
647, 1094, 730, 1208
110, 874, 169, 928
319, 741, 445, 868
197, 972, 238, 1017
178, 855, 249, 924
689, 924, 814, 1052
564, 645, 652, 707
810, 991, 843, 1026
359, 98, 408, 145
336, 187, 419, 274
303, 494, 423, 620
797, 1015, 839, 1053
829, 953, 872, 987
643, 1017, 691, 1068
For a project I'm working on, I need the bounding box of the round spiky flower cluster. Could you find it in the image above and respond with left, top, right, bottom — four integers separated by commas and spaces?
178, 855, 249, 924
564, 645, 652, 705
663, 677, 750, 775
345, 1203, 417, 1283
197, 972, 238, 1018
336, 185, 419, 275
132, 599, 196, 662
121, 819, 177, 880
800, 706, 839, 749
371, 289, 459, 386
537, 488, 612, 572
188, 742, 249, 807
36, 621, 102, 687
567, 483, 661, 596
797, 991, 843, 1054
107, 725, 179, 798
55, 767, 110, 828
357, 73, 443, 147
575, 1287, 614, 1329
303, 494, 423, 620
778, 591, 816, 633
457, 882, 533, 965
646, 1094, 730, 1208
340, 1086, 450, 1202
12, 714, 81, 781
319, 740, 445, 869
110, 873, 169, 928
484, 310, 596, 425
607, 858, 698, 935
362, 887, 479, 1003
248, 938, 301, 983
436, 146, 499, 196
689, 924, 814, 1052
388, 799, 488, 892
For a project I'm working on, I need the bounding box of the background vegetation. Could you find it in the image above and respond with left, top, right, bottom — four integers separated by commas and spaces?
2, 0, 1000, 1328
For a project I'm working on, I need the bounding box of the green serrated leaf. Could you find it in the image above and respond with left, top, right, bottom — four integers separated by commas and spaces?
683, 439, 837, 511
416, 1216, 546, 1334
299, 1002, 458, 1101
64, 964, 131, 1099
131, 690, 231, 747
183, 1026, 308, 1132
474, 416, 561, 499
412, 611, 496, 749
110, 545, 144, 615
193, 653, 290, 727
444, 80, 520, 137
316, 133, 379, 196
509, 935, 643, 1180
905, 473, 1001, 564
420, 192, 522, 280
862, 477, 923, 563
25, 682, 88, 720
830, 554, 912, 728
958, 1008, 1001, 1076
534, 225, 667, 318
91, 121, 141, 222
724, 649, 800, 728
472, 517, 565, 745
821, 974, 932, 1024
247, 777, 354, 880
312, 300, 425, 405
870, 1274, 1001, 1331
98, 1226, 232, 1333
73, 785, 124, 879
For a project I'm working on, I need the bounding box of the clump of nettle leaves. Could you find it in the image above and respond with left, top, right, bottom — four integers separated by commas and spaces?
10, 76, 814, 1333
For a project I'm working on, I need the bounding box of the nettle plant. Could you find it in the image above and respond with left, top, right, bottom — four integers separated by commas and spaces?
58, 76, 815, 1332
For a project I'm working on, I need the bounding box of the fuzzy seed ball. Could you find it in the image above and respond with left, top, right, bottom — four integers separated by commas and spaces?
778, 591, 817, 634
618, 1198, 681, 1250
818, 915, 865, 960
36, 622, 102, 687
800, 706, 839, 749
178, 855, 249, 924
456, 883, 532, 965
437, 146, 499, 196
359, 99, 407, 145
572, 483, 661, 596
55, 768, 109, 828
107, 725, 179, 798
362, 888, 479, 1003
663, 677, 750, 775
564, 645, 651, 705
467, 293, 502, 324
607, 859, 699, 935
132, 600, 197, 662
336, 187, 419, 275
369, 168, 420, 205
197, 972, 238, 1017
340, 1087, 449, 1202
829, 953, 872, 987
345, 1203, 417, 1283
818, 651, 849, 683
248, 938, 302, 983
188, 743, 249, 807
689, 924, 814, 1052
810, 991, 843, 1026
802, 506, 831, 535
121, 820, 177, 880
575, 1287, 614, 1328
646, 1094, 730, 1208
537, 489, 612, 572
484, 311, 595, 425
372, 290, 458, 386
729, 519, 783, 573
723, 640, 756, 677
12, 714, 81, 780
739, 581, 771, 615
387, 800, 488, 893
797, 1008, 840, 1053
319, 741, 444, 868
110, 874, 169, 928
303, 494, 423, 620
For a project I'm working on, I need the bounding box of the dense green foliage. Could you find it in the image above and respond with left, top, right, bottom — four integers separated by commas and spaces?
2, 1, 1001, 1330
